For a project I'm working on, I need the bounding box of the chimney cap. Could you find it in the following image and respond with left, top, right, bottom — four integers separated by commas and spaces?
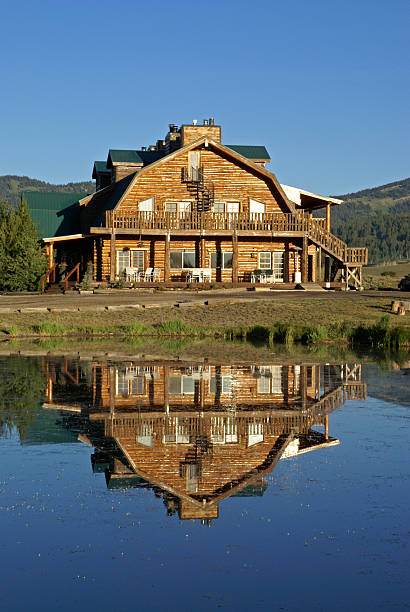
203, 119, 208, 126
193, 119, 197, 125
141, 146, 146, 151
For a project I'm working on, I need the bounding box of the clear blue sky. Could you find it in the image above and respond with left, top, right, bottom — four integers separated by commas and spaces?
0, 0, 408, 194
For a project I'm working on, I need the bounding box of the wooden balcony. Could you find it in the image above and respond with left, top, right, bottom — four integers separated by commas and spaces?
102, 210, 367, 266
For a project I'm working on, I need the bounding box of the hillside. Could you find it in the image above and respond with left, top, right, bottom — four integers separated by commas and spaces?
330, 178, 410, 264
0, 175, 95, 209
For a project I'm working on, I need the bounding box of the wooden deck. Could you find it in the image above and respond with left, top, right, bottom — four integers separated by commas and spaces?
100, 211, 368, 266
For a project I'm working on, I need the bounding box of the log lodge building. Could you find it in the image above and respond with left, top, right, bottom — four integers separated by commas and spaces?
25, 118, 368, 290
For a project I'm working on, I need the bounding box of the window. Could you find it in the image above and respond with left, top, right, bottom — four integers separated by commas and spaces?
170, 251, 196, 269
249, 199, 265, 214
131, 250, 145, 270
131, 377, 144, 395
214, 202, 225, 213
227, 202, 239, 213
210, 376, 232, 394
138, 197, 154, 212
179, 201, 191, 214
117, 250, 130, 274
165, 202, 192, 214
256, 366, 283, 394
259, 252, 271, 270
257, 376, 271, 394
272, 252, 284, 281
169, 375, 195, 394
165, 202, 177, 213
210, 252, 232, 269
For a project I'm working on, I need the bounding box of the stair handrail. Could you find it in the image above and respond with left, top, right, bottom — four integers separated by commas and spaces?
40, 262, 58, 294
65, 263, 81, 292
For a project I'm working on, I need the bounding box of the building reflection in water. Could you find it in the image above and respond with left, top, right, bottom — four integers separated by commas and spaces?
42, 358, 367, 522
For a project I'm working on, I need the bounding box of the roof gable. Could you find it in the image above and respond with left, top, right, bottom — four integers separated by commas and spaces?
92, 161, 110, 178
108, 137, 295, 213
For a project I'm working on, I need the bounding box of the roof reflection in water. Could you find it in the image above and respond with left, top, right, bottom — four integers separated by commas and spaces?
42, 358, 367, 521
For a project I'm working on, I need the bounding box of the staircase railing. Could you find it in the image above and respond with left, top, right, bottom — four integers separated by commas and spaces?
40, 263, 58, 294
64, 263, 81, 292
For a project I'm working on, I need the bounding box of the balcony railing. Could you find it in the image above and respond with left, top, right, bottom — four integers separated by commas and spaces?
103, 211, 367, 265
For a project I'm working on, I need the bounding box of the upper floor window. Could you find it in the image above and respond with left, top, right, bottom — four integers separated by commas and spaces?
227, 202, 239, 213
214, 202, 225, 214
165, 201, 192, 214
138, 197, 154, 212
250, 199, 265, 214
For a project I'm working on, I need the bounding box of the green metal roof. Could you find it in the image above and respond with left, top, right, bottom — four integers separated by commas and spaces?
108, 149, 144, 165
92, 161, 110, 178
22, 191, 85, 238
107, 149, 166, 167
226, 145, 270, 160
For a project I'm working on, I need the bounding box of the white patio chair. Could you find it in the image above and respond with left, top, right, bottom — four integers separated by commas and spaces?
125, 267, 140, 282
152, 268, 161, 281
201, 268, 212, 282
144, 267, 153, 282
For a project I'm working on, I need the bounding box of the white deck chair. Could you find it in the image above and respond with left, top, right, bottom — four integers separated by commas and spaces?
144, 267, 153, 281
152, 268, 161, 282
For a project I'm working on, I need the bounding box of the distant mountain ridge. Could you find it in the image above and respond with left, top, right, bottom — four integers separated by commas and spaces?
331, 177, 409, 263
335, 177, 410, 219
0, 175, 95, 209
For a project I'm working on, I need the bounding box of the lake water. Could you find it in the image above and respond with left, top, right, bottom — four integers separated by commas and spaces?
0, 348, 409, 611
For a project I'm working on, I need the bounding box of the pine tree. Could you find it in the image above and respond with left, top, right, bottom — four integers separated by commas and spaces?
0, 198, 48, 291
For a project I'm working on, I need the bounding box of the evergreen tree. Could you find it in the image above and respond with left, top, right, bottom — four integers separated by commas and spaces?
0, 198, 47, 291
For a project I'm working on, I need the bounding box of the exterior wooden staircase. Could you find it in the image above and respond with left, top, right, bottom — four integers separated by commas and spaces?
304, 216, 367, 289
182, 166, 215, 212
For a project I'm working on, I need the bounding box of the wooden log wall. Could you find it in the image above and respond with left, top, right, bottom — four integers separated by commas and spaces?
95, 235, 319, 283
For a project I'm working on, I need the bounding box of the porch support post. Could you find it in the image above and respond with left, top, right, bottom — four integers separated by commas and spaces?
48, 242, 54, 269
301, 236, 308, 283
326, 202, 331, 232
110, 230, 116, 282
301, 365, 307, 410
164, 365, 169, 413
324, 414, 329, 441
164, 233, 170, 283
283, 245, 290, 283
199, 235, 205, 268
318, 246, 322, 282
324, 255, 331, 283
232, 234, 238, 283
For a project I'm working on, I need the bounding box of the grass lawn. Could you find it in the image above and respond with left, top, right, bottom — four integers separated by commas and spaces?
0, 295, 408, 338
363, 261, 410, 290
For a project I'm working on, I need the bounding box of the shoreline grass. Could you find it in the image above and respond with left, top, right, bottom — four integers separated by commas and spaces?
3, 315, 409, 349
